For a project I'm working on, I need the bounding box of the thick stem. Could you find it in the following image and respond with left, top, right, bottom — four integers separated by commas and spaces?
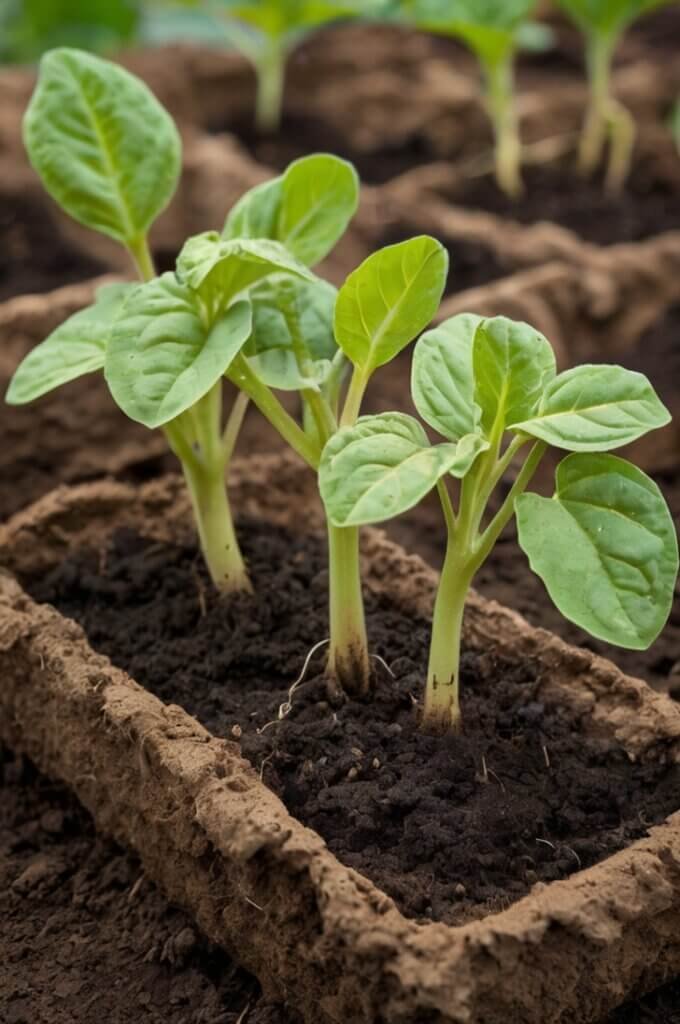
486, 55, 523, 198
422, 542, 472, 735
340, 366, 368, 428
128, 234, 155, 282
166, 384, 251, 594
255, 39, 286, 134
605, 99, 635, 193
326, 521, 371, 697
579, 31, 615, 177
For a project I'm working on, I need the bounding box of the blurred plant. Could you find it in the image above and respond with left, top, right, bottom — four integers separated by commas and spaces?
143, 0, 390, 133
555, 0, 674, 190
392, 0, 539, 197
0, 0, 140, 63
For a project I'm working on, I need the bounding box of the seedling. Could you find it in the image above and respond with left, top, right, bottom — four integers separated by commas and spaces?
5, 50, 355, 595
396, 0, 538, 196
556, 0, 674, 190
320, 313, 678, 733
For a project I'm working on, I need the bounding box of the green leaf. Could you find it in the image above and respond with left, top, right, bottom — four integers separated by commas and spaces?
23, 48, 181, 246
176, 232, 313, 317
245, 276, 337, 390
334, 237, 448, 376
510, 364, 671, 451
473, 316, 556, 437
319, 412, 487, 526
555, 0, 670, 36
222, 0, 367, 40
400, 0, 535, 62
516, 453, 678, 649
6, 283, 134, 404
411, 313, 483, 441
223, 154, 359, 267
104, 273, 252, 429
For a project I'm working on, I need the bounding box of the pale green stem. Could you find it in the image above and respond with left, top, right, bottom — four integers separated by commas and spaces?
127, 234, 155, 282
422, 440, 546, 734
485, 53, 523, 198
327, 521, 371, 697
579, 29, 634, 189
227, 353, 320, 468
255, 37, 287, 133
222, 391, 250, 466
340, 366, 368, 428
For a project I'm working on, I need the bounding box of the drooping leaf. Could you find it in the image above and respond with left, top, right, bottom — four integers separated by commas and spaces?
176, 232, 313, 318
516, 453, 678, 649
555, 0, 670, 37
23, 48, 181, 246
319, 412, 487, 526
411, 313, 483, 441
105, 273, 252, 428
510, 364, 671, 451
334, 237, 448, 376
245, 275, 337, 390
473, 316, 556, 437
221, 0, 371, 41
399, 0, 536, 62
223, 153, 359, 267
6, 283, 134, 404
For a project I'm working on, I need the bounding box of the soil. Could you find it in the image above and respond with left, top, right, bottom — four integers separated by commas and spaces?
24, 520, 680, 932
0, 746, 302, 1024
0, 198, 109, 301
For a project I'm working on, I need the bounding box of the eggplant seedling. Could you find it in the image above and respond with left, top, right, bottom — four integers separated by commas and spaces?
320, 313, 678, 733
5, 50, 356, 595
556, 0, 674, 190
396, 0, 538, 197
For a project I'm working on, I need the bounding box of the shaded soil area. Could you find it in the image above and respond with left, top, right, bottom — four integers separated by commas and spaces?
0, 198, 109, 301
24, 522, 680, 931
0, 747, 301, 1024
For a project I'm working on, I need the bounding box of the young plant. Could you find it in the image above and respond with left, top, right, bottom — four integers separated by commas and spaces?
180, 162, 449, 692
6, 50, 356, 595
320, 313, 678, 733
397, 0, 538, 197
555, 0, 674, 190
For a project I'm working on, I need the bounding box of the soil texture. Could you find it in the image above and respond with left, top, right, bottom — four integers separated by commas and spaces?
0, 747, 301, 1024
24, 521, 680, 929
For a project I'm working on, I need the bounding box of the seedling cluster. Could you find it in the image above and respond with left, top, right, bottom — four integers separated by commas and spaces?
7, 50, 678, 735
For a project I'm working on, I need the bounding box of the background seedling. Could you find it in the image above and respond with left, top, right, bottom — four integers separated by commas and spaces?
395, 0, 538, 197
321, 313, 678, 733
555, 0, 674, 190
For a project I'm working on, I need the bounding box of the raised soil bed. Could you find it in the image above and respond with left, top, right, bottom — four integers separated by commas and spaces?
1, 458, 678, 1024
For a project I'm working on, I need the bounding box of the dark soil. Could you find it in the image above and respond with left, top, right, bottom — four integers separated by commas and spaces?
0, 746, 301, 1024
0, 198, 109, 301
24, 521, 680, 931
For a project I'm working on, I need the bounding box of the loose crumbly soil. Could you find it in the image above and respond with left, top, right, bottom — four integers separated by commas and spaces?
24, 520, 680, 931
0, 747, 302, 1024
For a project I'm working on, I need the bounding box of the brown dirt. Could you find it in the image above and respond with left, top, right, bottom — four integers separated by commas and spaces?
0, 746, 301, 1024
23, 519, 680, 930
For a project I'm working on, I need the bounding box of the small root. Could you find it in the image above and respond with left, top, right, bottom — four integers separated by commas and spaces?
257, 638, 329, 734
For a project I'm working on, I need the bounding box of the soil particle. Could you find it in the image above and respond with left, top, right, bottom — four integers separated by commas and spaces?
25, 521, 680, 930
0, 747, 302, 1024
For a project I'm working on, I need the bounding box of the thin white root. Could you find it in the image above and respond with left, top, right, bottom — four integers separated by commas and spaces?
257, 638, 330, 734
371, 653, 395, 678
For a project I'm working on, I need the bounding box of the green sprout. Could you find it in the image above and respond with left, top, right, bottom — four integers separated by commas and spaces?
6, 50, 355, 595
556, 0, 674, 190
320, 313, 678, 733
396, 0, 538, 197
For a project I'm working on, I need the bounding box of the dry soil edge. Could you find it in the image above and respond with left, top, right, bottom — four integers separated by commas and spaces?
0, 457, 678, 1024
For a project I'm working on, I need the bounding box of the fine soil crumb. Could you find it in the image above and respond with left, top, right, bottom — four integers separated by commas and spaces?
26, 522, 680, 929
0, 747, 302, 1024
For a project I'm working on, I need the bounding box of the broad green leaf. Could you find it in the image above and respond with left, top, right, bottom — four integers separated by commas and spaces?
6, 283, 134, 405
222, 0, 370, 40
23, 48, 181, 246
516, 453, 678, 649
334, 237, 448, 375
223, 154, 359, 267
176, 232, 313, 317
400, 0, 535, 61
411, 313, 483, 441
555, 0, 670, 36
319, 412, 488, 526
1, 0, 139, 63
245, 276, 337, 390
473, 316, 556, 437
510, 364, 670, 451
105, 273, 252, 429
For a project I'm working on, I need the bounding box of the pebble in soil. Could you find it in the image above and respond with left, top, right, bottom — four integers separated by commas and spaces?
25, 522, 680, 928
